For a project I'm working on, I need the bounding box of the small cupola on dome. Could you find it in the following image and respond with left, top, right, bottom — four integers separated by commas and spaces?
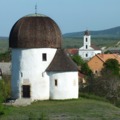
9, 13, 62, 48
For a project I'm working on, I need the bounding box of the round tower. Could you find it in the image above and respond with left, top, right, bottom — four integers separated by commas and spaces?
9, 14, 62, 100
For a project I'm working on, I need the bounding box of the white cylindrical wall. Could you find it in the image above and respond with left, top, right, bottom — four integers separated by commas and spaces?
49, 72, 78, 100
11, 48, 57, 100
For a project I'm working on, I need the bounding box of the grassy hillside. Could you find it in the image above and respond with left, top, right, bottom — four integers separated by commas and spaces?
0, 37, 119, 50
63, 26, 120, 38
63, 26, 120, 48
1, 98, 120, 120
62, 37, 119, 48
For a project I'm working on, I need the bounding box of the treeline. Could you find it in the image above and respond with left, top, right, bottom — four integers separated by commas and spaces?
63, 37, 120, 48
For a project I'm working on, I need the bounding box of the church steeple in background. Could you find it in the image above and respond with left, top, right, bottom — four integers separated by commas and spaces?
84, 30, 91, 49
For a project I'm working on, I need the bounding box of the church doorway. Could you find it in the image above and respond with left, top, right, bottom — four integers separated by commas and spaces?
22, 85, 30, 98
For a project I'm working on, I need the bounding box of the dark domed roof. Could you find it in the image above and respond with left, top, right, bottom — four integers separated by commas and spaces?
9, 14, 62, 48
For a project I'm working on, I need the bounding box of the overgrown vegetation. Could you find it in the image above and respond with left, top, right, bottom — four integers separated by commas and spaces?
80, 58, 120, 107
0, 75, 11, 116
0, 50, 11, 62
71, 55, 92, 76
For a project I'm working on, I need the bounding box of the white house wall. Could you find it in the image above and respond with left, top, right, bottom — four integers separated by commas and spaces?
11, 48, 56, 101
49, 72, 78, 100
79, 50, 101, 60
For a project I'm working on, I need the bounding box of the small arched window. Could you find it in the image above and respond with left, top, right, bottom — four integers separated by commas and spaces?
42, 53, 47, 61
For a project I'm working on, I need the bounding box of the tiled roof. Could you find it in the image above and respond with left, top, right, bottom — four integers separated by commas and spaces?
78, 71, 85, 78
66, 48, 78, 55
96, 54, 120, 63
46, 49, 78, 72
106, 50, 120, 54
91, 44, 101, 50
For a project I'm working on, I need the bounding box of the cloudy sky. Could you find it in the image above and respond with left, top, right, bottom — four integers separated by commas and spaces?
0, 0, 120, 36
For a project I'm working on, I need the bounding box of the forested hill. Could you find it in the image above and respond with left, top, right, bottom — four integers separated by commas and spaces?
63, 26, 120, 38
0, 37, 8, 40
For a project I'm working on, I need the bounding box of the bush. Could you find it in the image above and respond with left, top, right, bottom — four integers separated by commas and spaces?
0, 78, 11, 117
80, 92, 108, 102
0, 104, 4, 116
0, 79, 11, 102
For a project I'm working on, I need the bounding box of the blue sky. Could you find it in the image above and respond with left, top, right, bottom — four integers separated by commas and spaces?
0, 0, 120, 36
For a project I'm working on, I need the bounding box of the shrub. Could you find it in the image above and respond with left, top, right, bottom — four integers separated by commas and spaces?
0, 79, 11, 101
0, 104, 4, 116
80, 92, 108, 102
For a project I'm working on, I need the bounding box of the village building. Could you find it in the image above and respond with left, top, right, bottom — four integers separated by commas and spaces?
66, 48, 78, 56
79, 30, 102, 60
87, 54, 120, 75
9, 13, 79, 103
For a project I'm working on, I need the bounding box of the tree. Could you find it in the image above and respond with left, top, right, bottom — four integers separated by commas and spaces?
81, 63, 92, 76
71, 55, 84, 66
71, 55, 92, 75
102, 59, 120, 76
98, 59, 120, 103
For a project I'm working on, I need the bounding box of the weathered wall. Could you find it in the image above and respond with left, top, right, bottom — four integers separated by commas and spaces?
88, 55, 103, 74
11, 48, 56, 100
49, 71, 78, 100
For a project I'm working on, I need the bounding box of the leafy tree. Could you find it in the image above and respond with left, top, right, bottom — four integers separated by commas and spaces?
94, 59, 120, 103
102, 59, 120, 76
71, 55, 93, 75
71, 55, 84, 66
81, 63, 92, 76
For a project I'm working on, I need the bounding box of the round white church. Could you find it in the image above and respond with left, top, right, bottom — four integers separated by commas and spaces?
9, 13, 79, 102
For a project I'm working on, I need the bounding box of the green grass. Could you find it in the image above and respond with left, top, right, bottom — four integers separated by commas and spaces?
1, 98, 120, 120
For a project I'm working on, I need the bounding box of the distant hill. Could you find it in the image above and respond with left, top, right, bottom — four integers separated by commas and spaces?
1, 26, 120, 49
63, 26, 120, 38
0, 37, 8, 41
